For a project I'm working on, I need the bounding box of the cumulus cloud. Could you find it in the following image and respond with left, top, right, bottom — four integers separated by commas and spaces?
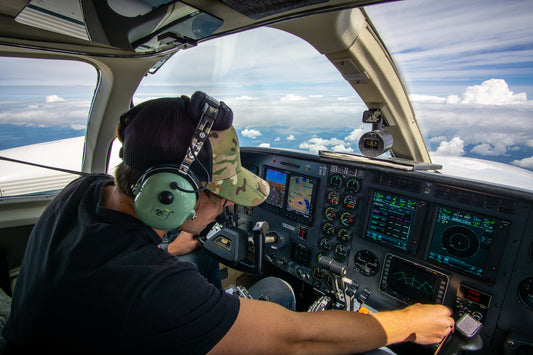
344, 128, 366, 143
287, 134, 296, 141
512, 156, 533, 169
446, 79, 527, 105
241, 128, 262, 139
299, 134, 361, 153
46, 95, 65, 103
470, 143, 508, 156
413, 79, 533, 161
258, 143, 270, 148
433, 137, 465, 156
299, 137, 347, 153
332, 144, 354, 153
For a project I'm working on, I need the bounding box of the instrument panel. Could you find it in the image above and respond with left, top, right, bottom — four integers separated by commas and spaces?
236, 147, 533, 354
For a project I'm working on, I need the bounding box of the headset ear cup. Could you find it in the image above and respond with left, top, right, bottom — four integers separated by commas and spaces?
133, 172, 197, 230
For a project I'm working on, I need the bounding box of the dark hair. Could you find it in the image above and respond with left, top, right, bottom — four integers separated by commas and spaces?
114, 162, 142, 198
114, 96, 213, 196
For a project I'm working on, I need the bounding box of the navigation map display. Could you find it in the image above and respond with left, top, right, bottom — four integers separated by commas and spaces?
286, 174, 315, 220
364, 191, 420, 251
427, 207, 507, 280
263, 166, 317, 223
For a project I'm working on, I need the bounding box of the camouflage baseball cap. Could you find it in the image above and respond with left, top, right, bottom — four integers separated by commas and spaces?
207, 126, 270, 206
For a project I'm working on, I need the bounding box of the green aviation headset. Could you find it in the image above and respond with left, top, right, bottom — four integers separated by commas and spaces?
130, 91, 233, 230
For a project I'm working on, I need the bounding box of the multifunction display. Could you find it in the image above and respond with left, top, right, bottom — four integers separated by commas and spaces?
380, 254, 448, 304
264, 167, 317, 223
427, 207, 507, 280
364, 191, 419, 251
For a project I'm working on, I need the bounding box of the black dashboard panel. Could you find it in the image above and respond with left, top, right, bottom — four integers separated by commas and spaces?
236, 147, 533, 354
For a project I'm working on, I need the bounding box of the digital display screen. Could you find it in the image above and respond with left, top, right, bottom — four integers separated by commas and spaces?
380, 255, 448, 305
365, 191, 418, 250
286, 175, 315, 219
264, 168, 287, 208
363, 137, 379, 150
427, 207, 498, 279
457, 284, 491, 308
263, 167, 317, 223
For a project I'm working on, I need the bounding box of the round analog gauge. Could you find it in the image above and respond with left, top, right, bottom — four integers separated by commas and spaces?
324, 207, 338, 221
329, 174, 343, 189
340, 212, 356, 226
321, 222, 336, 236
353, 250, 379, 276
319, 237, 333, 252
327, 190, 340, 205
346, 178, 361, 193
334, 243, 349, 260
337, 228, 352, 242
343, 195, 358, 210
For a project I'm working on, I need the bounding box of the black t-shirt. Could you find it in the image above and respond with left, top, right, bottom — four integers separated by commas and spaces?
3, 174, 239, 354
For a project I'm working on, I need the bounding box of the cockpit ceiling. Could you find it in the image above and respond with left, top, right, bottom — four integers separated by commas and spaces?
1, 0, 394, 54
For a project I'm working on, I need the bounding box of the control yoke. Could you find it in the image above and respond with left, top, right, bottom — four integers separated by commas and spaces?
200, 221, 267, 275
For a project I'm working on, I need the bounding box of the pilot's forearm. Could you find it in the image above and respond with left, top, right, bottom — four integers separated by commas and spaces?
210, 298, 453, 355
210, 298, 385, 355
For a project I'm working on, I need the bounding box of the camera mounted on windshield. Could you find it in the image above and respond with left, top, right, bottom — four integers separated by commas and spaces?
359, 108, 393, 158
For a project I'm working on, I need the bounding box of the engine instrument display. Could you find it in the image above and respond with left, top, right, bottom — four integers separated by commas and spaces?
264, 166, 317, 223
364, 191, 421, 251
380, 254, 448, 304
427, 207, 508, 281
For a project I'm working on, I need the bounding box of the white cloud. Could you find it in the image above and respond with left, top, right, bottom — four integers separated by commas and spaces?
512, 156, 533, 169
0, 98, 91, 128
299, 137, 347, 153
258, 143, 270, 148
46, 95, 65, 103
470, 143, 508, 156
344, 128, 366, 143
413, 79, 533, 159
433, 137, 465, 156
450, 79, 527, 105
70, 124, 86, 130
332, 144, 354, 153
241, 128, 262, 138
287, 134, 296, 141
275, 137, 281, 141
281, 94, 307, 102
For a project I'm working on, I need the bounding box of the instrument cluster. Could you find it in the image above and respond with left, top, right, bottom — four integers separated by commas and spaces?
236, 147, 533, 353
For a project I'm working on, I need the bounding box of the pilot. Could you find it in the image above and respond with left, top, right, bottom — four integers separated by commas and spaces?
2, 93, 454, 354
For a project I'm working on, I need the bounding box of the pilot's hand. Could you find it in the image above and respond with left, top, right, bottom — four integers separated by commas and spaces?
167, 231, 200, 256
401, 303, 454, 345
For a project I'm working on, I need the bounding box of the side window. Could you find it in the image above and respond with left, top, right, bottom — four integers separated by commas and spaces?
0, 57, 97, 197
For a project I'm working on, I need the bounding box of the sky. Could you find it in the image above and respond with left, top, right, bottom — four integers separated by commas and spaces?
0, 0, 533, 179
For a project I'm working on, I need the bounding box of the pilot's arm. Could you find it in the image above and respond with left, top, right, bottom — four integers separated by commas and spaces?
210, 298, 453, 355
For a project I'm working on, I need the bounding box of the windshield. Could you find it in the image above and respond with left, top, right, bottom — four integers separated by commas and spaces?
136, 0, 532, 177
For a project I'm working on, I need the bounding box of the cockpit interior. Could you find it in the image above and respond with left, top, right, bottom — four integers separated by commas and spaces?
0, 0, 532, 354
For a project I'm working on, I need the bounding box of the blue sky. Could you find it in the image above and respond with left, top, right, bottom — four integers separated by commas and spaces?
1, 0, 532, 173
